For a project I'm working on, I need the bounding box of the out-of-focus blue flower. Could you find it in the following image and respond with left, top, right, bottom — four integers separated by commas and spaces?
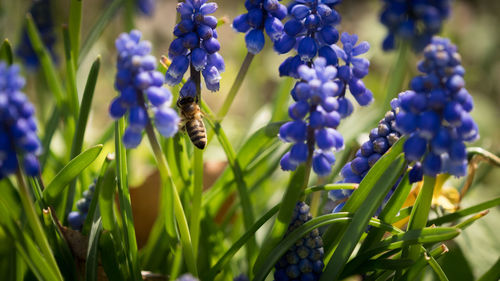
16, 0, 57, 69
68, 180, 96, 230
275, 0, 341, 77
0, 62, 41, 179
232, 0, 287, 54
380, 0, 451, 52
166, 0, 225, 93
175, 274, 199, 281
136, 0, 156, 16
233, 274, 249, 281
394, 37, 478, 178
274, 202, 324, 281
111, 30, 179, 149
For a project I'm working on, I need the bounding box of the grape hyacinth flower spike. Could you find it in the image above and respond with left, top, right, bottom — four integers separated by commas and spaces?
16, 0, 57, 69
0, 62, 41, 179
274, 202, 324, 281
333, 32, 373, 109
232, 0, 287, 54
275, 0, 342, 78
166, 0, 225, 94
110, 30, 179, 149
380, 0, 451, 51
330, 105, 402, 212
68, 180, 96, 230
394, 37, 479, 182
279, 57, 345, 177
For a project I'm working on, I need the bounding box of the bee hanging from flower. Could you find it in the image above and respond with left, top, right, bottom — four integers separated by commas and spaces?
177, 93, 207, 150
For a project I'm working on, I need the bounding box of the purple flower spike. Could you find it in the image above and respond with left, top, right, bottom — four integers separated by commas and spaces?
0, 62, 42, 179
395, 37, 479, 178
167, 0, 225, 93
112, 30, 179, 148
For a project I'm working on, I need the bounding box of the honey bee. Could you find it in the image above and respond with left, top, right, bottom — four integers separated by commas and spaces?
177, 96, 207, 150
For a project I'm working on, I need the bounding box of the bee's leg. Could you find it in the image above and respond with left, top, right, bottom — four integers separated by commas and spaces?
178, 116, 186, 131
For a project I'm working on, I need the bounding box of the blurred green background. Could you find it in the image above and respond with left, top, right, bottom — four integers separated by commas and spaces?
0, 0, 499, 279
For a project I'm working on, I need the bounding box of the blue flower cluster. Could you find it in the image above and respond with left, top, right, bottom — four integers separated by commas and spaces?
166, 0, 225, 93
329, 107, 402, 211
68, 180, 96, 231
275, 0, 341, 78
380, 0, 451, 52
394, 37, 478, 180
274, 202, 324, 281
110, 30, 179, 149
0, 62, 41, 179
279, 51, 372, 177
136, 0, 156, 16
232, 0, 287, 54
16, 0, 57, 69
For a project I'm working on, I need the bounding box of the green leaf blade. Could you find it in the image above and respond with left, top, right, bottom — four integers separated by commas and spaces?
43, 145, 103, 205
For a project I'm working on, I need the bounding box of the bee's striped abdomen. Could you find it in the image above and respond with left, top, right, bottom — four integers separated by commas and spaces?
186, 119, 207, 149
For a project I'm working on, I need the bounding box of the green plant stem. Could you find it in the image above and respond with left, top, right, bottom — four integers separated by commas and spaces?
143, 120, 198, 276
405, 175, 437, 261
15, 170, 63, 281
216, 52, 254, 120
189, 64, 204, 259
68, 0, 82, 67
202, 114, 257, 269
381, 42, 410, 113
78, 0, 124, 65
115, 120, 141, 281
124, 0, 135, 31
253, 108, 315, 275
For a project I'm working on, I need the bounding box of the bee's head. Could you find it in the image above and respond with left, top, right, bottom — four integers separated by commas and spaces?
177, 96, 197, 112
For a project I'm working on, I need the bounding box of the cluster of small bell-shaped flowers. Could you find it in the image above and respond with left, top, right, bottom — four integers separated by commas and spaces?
275, 0, 341, 78
274, 201, 324, 281
380, 0, 451, 52
279, 58, 345, 177
329, 106, 402, 212
110, 30, 180, 149
136, 0, 156, 16
0, 62, 41, 179
16, 0, 57, 69
67, 180, 96, 231
394, 37, 478, 182
232, 0, 287, 54
166, 0, 225, 92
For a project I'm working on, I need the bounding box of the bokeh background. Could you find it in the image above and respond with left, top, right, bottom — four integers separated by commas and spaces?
0, 0, 499, 279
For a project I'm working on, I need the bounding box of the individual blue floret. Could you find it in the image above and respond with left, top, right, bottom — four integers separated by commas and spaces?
0, 62, 41, 179
110, 30, 179, 149
166, 0, 225, 93
380, 0, 451, 52
394, 37, 478, 179
232, 0, 287, 54
274, 202, 324, 281
136, 0, 156, 16
233, 274, 249, 281
15, 0, 58, 69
